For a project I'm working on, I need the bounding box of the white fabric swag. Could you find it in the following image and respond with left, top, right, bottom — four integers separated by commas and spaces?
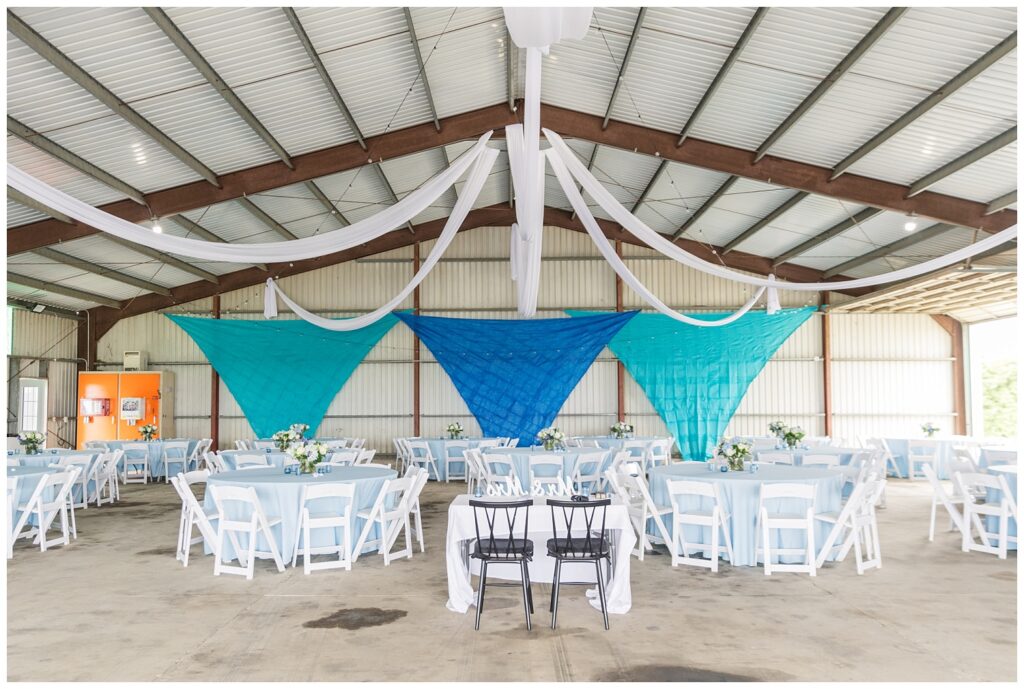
6, 132, 492, 264
264, 148, 499, 331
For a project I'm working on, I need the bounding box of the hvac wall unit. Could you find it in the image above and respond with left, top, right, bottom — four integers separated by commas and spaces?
76, 371, 175, 449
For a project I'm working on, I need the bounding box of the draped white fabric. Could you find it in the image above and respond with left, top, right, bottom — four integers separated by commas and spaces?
264, 148, 499, 331
544, 129, 1018, 292
546, 148, 769, 326
6, 133, 492, 264
502, 7, 593, 49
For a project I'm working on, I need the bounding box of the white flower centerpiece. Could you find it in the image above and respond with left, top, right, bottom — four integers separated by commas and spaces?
286, 440, 329, 474
782, 425, 805, 449
18, 431, 45, 455
536, 427, 566, 451
446, 422, 464, 440
138, 424, 158, 441
272, 423, 309, 452
921, 422, 939, 438
715, 438, 753, 471
768, 421, 787, 439
610, 421, 634, 440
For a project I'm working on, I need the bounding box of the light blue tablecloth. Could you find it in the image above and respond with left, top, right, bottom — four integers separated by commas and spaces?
105, 439, 200, 480
8, 465, 58, 527
985, 465, 1017, 550
979, 447, 1018, 469
10, 452, 99, 503
418, 438, 502, 480
754, 447, 861, 466
481, 446, 614, 488
648, 463, 844, 567
883, 438, 956, 479
202, 465, 396, 562
574, 436, 661, 454
219, 449, 291, 471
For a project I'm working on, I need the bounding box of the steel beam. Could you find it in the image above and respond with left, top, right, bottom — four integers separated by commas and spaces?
237, 197, 297, 240
672, 175, 738, 240
283, 8, 366, 150
771, 207, 885, 265
8, 186, 73, 224
677, 8, 768, 146
907, 127, 1017, 197
630, 159, 667, 214
172, 214, 268, 272
602, 7, 648, 130
831, 31, 1017, 180
822, 222, 960, 278
145, 8, 293, 168
7, 10, 219, 187
32, 247, 172, 296
754, 9, 906, 162
304, 180, 351, 226
722, 191, 810, 254
985, 190, 1016, 215
403, 8, 440, 132
102, 235, 220, 284
8, 272, 123, 309
375, 164, 416, 233
7, 117, 146, 205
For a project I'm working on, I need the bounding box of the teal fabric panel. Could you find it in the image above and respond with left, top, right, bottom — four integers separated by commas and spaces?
397, 312, 637, 444
567, 308, 815, 459
167, 314, 398, 438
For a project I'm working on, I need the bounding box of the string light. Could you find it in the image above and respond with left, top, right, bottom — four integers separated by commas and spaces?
903, 214, 918, 232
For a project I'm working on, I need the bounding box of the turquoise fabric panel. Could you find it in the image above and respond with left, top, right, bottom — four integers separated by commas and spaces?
397, 312, 636, 444
167, 314, 398, 438
568, 308, 815, 459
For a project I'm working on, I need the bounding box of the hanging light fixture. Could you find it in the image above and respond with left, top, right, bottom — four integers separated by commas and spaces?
903, 213, 918, 232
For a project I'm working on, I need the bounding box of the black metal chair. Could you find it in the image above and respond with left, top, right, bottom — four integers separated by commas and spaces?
547, 497, 612, 630
469, 498, 535, 630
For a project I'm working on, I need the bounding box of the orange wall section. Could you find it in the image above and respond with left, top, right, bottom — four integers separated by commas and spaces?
117, 372, 163, 441
76, 372, 119, 449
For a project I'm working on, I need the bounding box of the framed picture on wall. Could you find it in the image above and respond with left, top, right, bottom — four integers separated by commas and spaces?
120, 397, 144, 422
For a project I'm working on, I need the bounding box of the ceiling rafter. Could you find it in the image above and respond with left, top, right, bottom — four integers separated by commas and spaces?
6, 9, 220, 187
403, 8, 440, 132
101, 235, 221, 284
985, 190, 1016, 215
771, 207, 886, 266
906, 127, 1017, 198
830, 31, 1017, 180
171, 214, 268, 272
671, 175, 738, 240
7, 272, 122, 309
677, 7, 768, 146
304, 180, 351, 227
375, 163, 416, 234
7, 186, 73, 224
822, 222, 961, 278
602, 7, 647, 130
31, 246, 172, 296
8, 103, 1017, 257
721, 191, 810, 254
144, 7, 293, 169
237, 197, 297, 240
7, 116, 146, 205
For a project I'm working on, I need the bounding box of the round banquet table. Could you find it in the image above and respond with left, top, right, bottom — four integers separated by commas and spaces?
202, 465, 397, 563
647, 463, 844, 567
985, 465, 1018, 550
218, 449, 291, 470
8, 465, 58, 527
754, 447, 861, 466
9, 452, 99, 502
574, 436, 661, 452
103, 439, 200, 479
482, 446, 614, 488
419, 438, 503, 481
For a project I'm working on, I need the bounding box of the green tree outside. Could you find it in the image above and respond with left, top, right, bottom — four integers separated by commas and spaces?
982, 359, 1017, 437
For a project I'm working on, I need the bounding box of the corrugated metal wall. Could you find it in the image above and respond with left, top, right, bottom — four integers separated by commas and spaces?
9, 226, 958, 455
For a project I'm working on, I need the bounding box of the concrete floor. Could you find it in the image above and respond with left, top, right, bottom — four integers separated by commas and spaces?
6, 469, 1017, 682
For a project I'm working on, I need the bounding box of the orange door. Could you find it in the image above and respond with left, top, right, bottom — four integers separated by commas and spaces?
76, 372, 119, 449
117, 372, 162, 441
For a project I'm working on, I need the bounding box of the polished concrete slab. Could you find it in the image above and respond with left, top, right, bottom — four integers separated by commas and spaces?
6, 472, 1016, 682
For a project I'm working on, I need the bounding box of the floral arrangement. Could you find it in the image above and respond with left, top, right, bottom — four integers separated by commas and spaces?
782, 425, 805, 449
768, 421, 788, 438
446, 422, 464, 440
716, 438, 753, 471
921, 422, 939, 438
610, 421, 634, 439
138, 424, 158, 441
286, 440, 329, 474
18, 431, 44, 455
272, 423, 309, 452
536, 427, 566, 451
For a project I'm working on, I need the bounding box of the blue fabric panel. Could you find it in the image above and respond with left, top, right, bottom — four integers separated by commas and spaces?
397, 312, 636, 445
167, 314, 397, 438
568, 308, 815, 459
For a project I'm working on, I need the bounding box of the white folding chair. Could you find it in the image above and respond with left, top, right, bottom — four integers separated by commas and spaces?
956, 471, 1018, 559
352, 477, 416, 565
234, 454, 270, 470
403, 465, 429, 553
209, 484, 285, 579
609, 465, 674, 560
503, 438, 520, 448
665, 479, 734, 572
865, 438, 902, 479
204, 452, 228, 474
188, 439, 213, 471
571, 450, 608, 493
801, 454, 840, 468
815, 478, 886, 574
983, 449, 1018, 466
161, 440, 191, 483
405, 440, 441, 481
646, 438, 674, 468
85, 440, 109, 451
326, 450, 359, 466
464, 448, 486, 495
755, 482, 817, 576
12, 469, 79, 553
324, 439, 350, 451
122, 442, 150, 484
392, 439, 408, 473
60, 455, 93, 510
907, 439, 939, 481
602, 451, 631, 491
91, 451, 121, 506
7, 476, 19, 559
952, 447, 981, 474
291, 482, 356, 574
170, 471, 219, 567
443, 441, 469, 482
528, 455, 565, 494
349, 438, 366, 450
576, 438, 600, 448
621, 440, 649, 472
234, 440, 250, 451
921, 463, 972, 542
476, 439, 502, 451
757, 452, 794, 465
355, 449, 376, 465
252, 440, 277, 451
804, 436, 832, 448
